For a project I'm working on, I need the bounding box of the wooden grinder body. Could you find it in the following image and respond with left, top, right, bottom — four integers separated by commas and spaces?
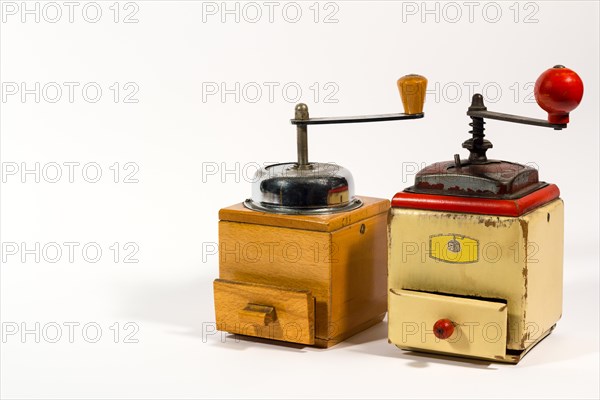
214, 196, 389, 347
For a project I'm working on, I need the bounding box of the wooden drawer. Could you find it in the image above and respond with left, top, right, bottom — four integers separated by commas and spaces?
389, 289, 508, 360
214, 279, 315, 345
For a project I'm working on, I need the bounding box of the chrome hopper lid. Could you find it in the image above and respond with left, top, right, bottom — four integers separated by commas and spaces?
243, 75, 427, 215
244, 162, 361, 215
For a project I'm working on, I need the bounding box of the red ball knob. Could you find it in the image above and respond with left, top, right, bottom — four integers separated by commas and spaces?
534, 65, 583, 124
433, 318, 455, 340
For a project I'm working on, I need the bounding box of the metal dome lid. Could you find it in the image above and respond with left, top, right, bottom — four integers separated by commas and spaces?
241, 75, 427, 215
244, 162, 362, 215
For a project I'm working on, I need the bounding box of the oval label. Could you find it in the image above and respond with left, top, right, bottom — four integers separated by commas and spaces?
429, 234, 479, 263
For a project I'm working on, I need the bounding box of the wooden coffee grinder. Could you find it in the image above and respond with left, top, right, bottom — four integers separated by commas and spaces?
214, 75, 427, 347
388, 65, 583, 363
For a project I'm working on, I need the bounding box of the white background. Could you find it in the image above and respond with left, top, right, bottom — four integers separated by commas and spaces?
1, 1, 598, 399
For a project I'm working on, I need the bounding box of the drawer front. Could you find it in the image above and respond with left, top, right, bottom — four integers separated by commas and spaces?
389, 289, 507, 360
214, 279, 315, 345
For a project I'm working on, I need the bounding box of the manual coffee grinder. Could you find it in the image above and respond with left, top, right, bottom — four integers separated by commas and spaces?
214, 74, 427, 347
387, 65, 583, 363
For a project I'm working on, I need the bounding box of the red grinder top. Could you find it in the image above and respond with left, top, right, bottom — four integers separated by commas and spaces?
407, 159, 544, 199
392, 184, 560, 217
392, 65, 583, 217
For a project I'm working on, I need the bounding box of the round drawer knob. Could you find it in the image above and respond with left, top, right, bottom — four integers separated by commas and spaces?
433, 318, 455, 339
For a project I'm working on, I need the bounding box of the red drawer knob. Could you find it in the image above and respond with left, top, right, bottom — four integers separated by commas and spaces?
534, 65, 583, 124
433, 318, 455, 339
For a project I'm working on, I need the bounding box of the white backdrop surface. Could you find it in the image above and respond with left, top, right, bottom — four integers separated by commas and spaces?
1, 1, 599, 399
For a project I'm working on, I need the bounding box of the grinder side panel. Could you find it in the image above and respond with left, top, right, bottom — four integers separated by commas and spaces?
329, 212, 388, 343
522, 199, 564, 348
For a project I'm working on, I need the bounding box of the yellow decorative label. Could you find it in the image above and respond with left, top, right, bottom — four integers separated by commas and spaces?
429, 234, 479, 263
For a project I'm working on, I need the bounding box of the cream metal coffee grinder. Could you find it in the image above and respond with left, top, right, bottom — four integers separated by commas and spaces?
214, 75, 427, 347
388, 65, 584, 363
